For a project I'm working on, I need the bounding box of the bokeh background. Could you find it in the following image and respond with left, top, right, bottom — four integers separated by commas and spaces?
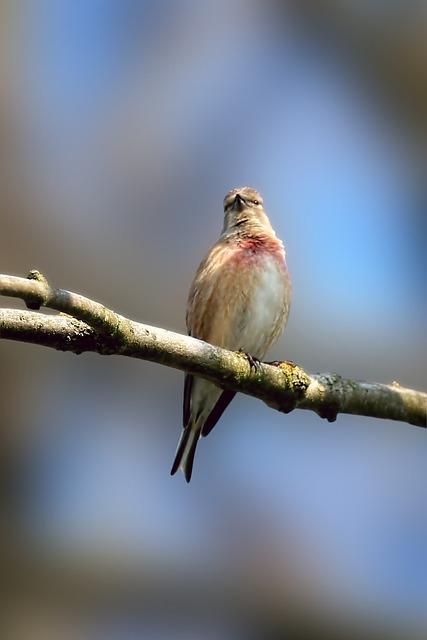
1, 1, 426, 638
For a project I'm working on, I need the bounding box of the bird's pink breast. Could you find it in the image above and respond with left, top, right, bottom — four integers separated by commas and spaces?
188, 235, 290, 356
231, 236, 283, 262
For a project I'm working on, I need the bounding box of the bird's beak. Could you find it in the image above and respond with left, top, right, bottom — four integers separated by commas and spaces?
233, 194, 246, 211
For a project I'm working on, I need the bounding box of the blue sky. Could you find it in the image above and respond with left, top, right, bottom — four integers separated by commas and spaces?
7, 0, 427, 635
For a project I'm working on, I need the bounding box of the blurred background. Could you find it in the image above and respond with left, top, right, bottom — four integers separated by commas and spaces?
1, 0, 426, 638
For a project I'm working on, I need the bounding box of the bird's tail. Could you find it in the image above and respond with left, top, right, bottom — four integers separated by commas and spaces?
170, 425, 200, 482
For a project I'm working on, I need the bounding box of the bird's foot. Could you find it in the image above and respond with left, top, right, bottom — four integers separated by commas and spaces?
239, 348, 261, 371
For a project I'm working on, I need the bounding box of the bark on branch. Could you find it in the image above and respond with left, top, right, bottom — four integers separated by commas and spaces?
1, 272, 426, 428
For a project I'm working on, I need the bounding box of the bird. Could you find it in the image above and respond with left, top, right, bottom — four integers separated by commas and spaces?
171, 187, 292, 482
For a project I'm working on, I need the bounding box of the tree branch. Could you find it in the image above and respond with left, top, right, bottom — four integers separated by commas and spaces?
1, 273, 426, 428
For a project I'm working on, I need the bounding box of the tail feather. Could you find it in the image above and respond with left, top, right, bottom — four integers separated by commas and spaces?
201, 390, 236, 437
170, 425, 200, 482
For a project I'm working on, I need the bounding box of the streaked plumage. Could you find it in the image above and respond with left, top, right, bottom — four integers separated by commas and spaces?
171, 187, 291, 481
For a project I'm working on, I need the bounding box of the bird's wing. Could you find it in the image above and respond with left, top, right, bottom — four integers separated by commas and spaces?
201, 390, 236, 437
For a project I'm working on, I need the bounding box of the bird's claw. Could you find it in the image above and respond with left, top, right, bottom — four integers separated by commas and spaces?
239, 348, 261, 371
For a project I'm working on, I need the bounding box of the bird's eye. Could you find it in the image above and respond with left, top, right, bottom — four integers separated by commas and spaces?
253, 199, 259, 205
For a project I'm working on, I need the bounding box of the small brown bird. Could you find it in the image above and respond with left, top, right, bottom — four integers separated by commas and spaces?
171, 187, 292, 481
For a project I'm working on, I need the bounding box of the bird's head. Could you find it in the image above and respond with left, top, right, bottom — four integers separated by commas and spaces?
221, 187, 275, 238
